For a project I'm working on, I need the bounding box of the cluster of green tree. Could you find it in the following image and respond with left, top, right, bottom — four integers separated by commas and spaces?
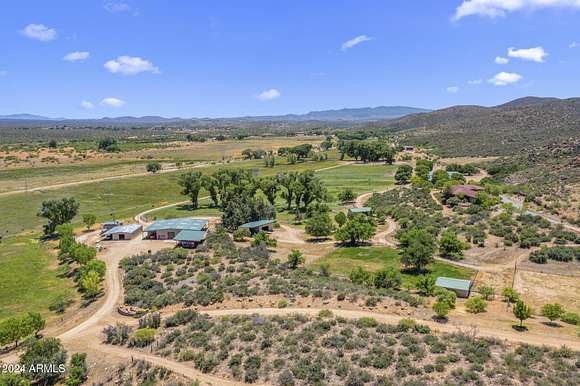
445, 163, 479, 175
529, 246, 580, 264
395, 164, 413, 184
57, 224, 106, 304
335, 131, 370, 141
37, 197, 80, 235
334, 214, 376, 244
320, 136, 333, 151
97, 137, 121, 152
241, 148, 266, 159
337, 140, 396, 163
349, 266, 402, 290
185, 134, 207, 142
277, 144, 313, 159
0, 313, 44, 348
263, 152, 275, 167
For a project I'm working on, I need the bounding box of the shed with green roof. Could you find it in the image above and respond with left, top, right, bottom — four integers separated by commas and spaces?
435, 277, 473, 298
239, 219, 275, 234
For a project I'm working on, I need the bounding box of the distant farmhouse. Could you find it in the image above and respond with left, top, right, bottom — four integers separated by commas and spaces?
144, 218, 209, 242
435, 277, 473, 298
348, 207, 372, 217
449, 185, 484, 201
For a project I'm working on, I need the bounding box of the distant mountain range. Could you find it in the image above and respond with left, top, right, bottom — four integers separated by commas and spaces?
0, 105, 429, 123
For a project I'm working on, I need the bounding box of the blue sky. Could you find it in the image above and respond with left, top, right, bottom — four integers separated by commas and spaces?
1, 0, 579, 118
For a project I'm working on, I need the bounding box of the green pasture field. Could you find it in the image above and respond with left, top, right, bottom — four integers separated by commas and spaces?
0, 234, 77, 321
0, 159, 340, 236
311, 246, 474, 288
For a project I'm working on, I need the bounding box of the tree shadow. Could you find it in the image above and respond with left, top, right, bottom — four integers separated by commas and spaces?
541, 321, 562, 328
512, 324, 528, 332
432, 316, 449, 324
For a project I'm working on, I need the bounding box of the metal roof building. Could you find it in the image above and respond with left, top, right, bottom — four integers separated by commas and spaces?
102, 223, 142, 241
144, 218, 209, 240
239, 219, 275, 234
435, 277, 473, 298
348, 207, 372, 215
174, 230, 207, 248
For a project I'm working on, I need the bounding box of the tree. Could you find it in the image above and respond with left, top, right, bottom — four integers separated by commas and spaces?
305, 212, 335, 238
259, 177, 279, 206
287, 249, 305, 269
252, 231, 277, 248
334, 214, 376, 245
513, 300, 532, 328
0, 313, 42, 348
337, 188, 356, 204
82, 213, 97, 230
146, 161, 162, 174
20, 337, 67, 384
399, 228, 437, 272
416, 275, 437, 296
541, 303, 564, 324
277, 172, 298, 210
433, 300, 450, 319
373, 267, 401, 289
439, 230, 468, 260
478, 286, 495, 300
26, 313, 45, 337
334, 212, 347, 228
178, 171, 203, 209
69, 243, 96, 265
349, 267, 373, 286
435, 288, 457, 309
222, 194, 275, 231
48, 139, 58, 149
97, 138, 120, 152
81, 270, 102, 298
80, 259, 106, 279
395, 165, 413, 184
38, 198, 80, 235
65, 352, 87, 386
465, 296, 487, 314
502, 287, 520, 304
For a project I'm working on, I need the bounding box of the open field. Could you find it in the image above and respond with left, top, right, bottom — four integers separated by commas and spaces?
0, 158, 340, 236
0, 234, 78, 321
311, 246, 475, 287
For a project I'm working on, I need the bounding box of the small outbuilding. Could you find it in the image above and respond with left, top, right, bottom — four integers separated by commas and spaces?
239, 219, 275, 234
144, 218, 208, 240
348, 207, 372, 217
435, 277, 473, 298
174, 230, 207, 249
449, 185, 484, 201
102, 223, 142, 241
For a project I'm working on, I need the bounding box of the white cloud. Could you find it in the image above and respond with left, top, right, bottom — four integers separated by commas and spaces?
446, 86, 460, 93
104, 56, 160, 75
453, 0, 580, 20
63, 51, 90, 62
495, 56, 509, 64
569, 41, 579, 48
507, 46, 548, 62
488, 71, 523, 86
104, 1, 131, 12
256, 89, 281, 101
100, 97, 125, 107
341, 35, 372, 51
21, 24, 57, 42
80, 100, 94, 109
467, 79, 483, 85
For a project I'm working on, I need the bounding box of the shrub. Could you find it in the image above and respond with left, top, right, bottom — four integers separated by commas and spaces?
561, 312, 580, 325
478, 286, 495, 300
318, 309, 333, 319
465, 297, 487, 314
277, 299, 289, 308
129, 328, 156, 347
416, 275, 436, 296
435, 288, 457, 309
103, 323, 131, 345
541, 303, 564, 323
397, 318, 416, 331
233, 228, 251, 242
373, 267, 402, 290
502, 288, 520, 304
433, 300, 450, 319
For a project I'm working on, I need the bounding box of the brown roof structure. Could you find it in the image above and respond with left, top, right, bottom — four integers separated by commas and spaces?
450, 185, 483, 199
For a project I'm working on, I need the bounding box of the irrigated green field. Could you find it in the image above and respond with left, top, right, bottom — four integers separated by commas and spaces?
312, 246, 475, 287
0, 234, 77, 321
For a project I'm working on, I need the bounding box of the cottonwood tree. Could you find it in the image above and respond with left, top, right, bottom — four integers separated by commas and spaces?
38, 197, 80, 235
178, 171, 203, 209
20, 337, 67, 384
439, 230, 469, 260
395, 165, 413, 184
259, 177, 279, 206
399, 228, 437, 272
305, 212, 335, 239
338, 188, 356, 204
334, 214, 376, 245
